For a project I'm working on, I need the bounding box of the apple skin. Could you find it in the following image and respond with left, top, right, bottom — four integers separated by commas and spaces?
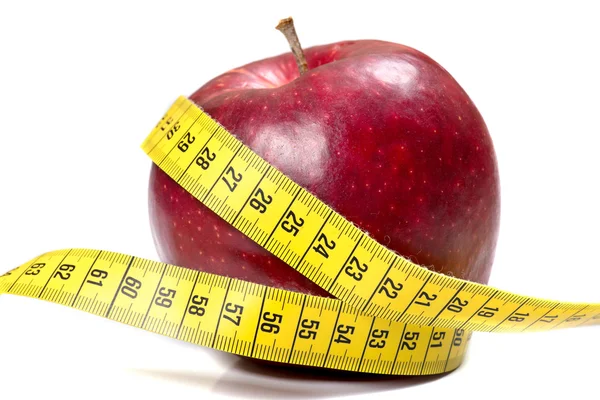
148, 40, 500, 299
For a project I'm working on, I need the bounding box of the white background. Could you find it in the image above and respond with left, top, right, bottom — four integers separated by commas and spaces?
1, 0, 599, 398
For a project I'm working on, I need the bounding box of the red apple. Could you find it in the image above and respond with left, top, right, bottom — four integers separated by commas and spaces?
148, 27, 500, 304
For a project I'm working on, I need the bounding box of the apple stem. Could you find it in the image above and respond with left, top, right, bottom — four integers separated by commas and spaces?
276, 17, 308, 75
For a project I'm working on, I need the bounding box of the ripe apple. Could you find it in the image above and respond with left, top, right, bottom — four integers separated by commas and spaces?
148, 21, 500, 304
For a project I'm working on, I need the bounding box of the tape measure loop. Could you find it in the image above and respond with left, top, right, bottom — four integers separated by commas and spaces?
2, 97, 599, 376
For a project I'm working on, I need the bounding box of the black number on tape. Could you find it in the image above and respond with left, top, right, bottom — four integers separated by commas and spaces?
249, 188, 272, 214
378, 277, 403, 299
430, 331, 446, 348
566, 314, 586, 323
453, 329, 464, 346
188, 295, 209, 316
166, 121, 180, 140
222, 166, 243, 192
53, 264, 75, 280
87, 269, 108, 287
415, 291, 437, 307
344, 256, 368, 281
155, 287, 176, 308
196, 147, 216, 170
25, 263, 45, 276
477, 306, 499, 318
177, 132, 195, 152
401, 331, 420, 350
281, 211, 304, 237
223, 302, 244, 326
540, 314, 558, 323
508, 312, 529, 323
333, 324, 355, 345
368, 329, 389, 349
156, 115, 171, 130
312, 233, 336, 259
260, 312, 283, 334
447, 297, 469, 313
121, 276, 142, 299
298, 319, 319, 340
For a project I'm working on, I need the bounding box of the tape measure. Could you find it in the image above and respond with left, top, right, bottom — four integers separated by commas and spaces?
1, 96, 598, 376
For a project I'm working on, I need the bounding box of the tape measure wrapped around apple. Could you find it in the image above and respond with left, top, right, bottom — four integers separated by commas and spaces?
1, 18, 598, 376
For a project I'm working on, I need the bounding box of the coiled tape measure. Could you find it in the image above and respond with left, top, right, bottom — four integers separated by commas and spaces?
1, 96, 598, 376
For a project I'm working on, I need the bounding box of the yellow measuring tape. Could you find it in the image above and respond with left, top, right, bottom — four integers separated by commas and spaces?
1, 96, 598, 376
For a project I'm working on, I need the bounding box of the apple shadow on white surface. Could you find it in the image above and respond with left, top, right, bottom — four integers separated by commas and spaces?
134, 350, 461, 398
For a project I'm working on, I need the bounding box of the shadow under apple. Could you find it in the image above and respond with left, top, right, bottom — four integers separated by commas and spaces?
132, 348, 467, 398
